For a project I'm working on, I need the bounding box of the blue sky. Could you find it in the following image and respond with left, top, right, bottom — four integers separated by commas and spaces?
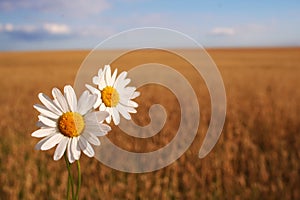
0, 0, 299, 51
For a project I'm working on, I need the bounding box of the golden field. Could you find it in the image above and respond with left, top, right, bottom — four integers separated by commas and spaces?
0, 48, 299, 199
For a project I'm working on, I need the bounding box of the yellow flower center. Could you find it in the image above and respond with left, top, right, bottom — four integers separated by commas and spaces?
58, 112, 85, 137
101, 86, 120, 107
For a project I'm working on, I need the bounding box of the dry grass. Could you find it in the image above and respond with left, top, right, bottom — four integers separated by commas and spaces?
0, 48, 299, 199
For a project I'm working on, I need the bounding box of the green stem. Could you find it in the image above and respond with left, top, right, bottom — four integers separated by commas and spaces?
67, 175, 70, 200
64, 153, 74, 199
75, 160, 81, 200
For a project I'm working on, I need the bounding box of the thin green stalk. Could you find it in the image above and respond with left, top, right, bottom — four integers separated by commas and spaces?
75, 160, 81, 200
64, 153, 75, 199
67, 175, 70, 200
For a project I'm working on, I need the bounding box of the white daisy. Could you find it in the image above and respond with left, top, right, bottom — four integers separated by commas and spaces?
86, 65, 140, 125
32, 85, 111, 163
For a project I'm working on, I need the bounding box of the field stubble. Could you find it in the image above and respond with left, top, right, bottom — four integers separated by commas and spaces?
0, 48, 299, 199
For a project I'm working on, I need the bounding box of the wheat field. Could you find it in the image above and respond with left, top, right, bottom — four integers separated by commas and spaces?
0, 48, 299, 199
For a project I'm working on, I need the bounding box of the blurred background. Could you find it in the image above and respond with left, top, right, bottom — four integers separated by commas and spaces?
0, 0, 299, 199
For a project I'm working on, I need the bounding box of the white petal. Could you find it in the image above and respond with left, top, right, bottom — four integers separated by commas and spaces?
40, 134, 64, 150
85, 111, 109, 124
77, 90, 89, 112
99, 124, 111, 133
97, 68, 103, 77
84, 118, 111, 135
82, 131, 100, 146
79, 137, 94, 157
99, 103, 106, 111
52, 99, 61, 112
71, 137, 81, 160
114, 71, 127, 89
105, 107, 112, 123
120, 87, 136, 98
38, 115, 57, 127
105, 116, 111, 124
84, 112, 97, 122
85, 121, 105, 133
34, 133, 56, 150
86, 84, 98, 94
105, 65, 113, 86
67, 139, 75, 163
117, 104, 131, 120
64, 85, 77, 112
52, 88, 69, 113
53, 137, 69, 160
78, 91, 97, 115
111, 68, 118, 85
119, 97, 130, 106
112, 107, 120, 125
92, 76, 100, 85
127, 107, 137, 113
36, 121, 47, 128
38, 93, 62, 116
119, 98, 138, 108
131, 91, 140, 99
76, 137, 81, 160
128, 100, 138, 108
115, 78, 130, 92
85, 84, 102, 108
31, 128, 56, 138
93, 129, 109, 136
97, 110, 110, 122
98, 75, 107, 90
33, 104, 59, 119
104, 65, 110, 70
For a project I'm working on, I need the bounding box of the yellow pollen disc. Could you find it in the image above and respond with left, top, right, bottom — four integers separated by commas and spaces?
101, 86, 120, 107
58, 112, 85, 137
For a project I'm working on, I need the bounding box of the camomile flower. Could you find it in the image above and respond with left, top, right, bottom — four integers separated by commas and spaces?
86, 65, 140, 125
32, 85, 111, 163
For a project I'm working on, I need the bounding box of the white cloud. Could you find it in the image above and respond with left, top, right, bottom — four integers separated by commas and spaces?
211, 24, 270, 37
3, 23, 14, 32
210, 27, 236, 36
0, 23, 71, 34
0, 23, 72, 40
43, 23, 71, 35
0, 23, 16, 32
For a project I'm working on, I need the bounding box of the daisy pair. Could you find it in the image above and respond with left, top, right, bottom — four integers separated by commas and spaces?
32, 65, 139, 163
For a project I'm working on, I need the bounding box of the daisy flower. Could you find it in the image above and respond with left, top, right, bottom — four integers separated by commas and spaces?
86, 65, 140, 125
32, 85, 111, 163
